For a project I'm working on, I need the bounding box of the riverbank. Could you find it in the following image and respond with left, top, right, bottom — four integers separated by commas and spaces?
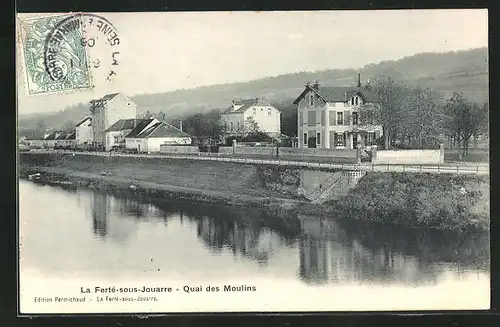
19, 152, 490, 232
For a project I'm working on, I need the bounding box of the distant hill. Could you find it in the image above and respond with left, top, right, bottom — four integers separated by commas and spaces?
18, 47, 488, 134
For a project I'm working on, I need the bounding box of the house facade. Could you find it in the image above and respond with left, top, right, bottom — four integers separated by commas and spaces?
125, 119, 192, 153
75, 117, 93, 145
293, 77, 383, 150
105, 118, 145, 150
220, 97, 281, 140
90, 92, 137, 149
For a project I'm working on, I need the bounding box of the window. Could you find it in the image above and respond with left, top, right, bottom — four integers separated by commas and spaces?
268, 108, 271, 116
230, 122, 234, 131
303, 133, 308, 145
352, 112, 359, 125
337, 112, 344, 125
351, 98, 354, 106
334, 133, 346, 147
309, 94, 314, 107
316, 133, 321, 145
355, 96, 359, 105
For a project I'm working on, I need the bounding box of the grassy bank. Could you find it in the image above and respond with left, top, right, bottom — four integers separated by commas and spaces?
19, 153, 490, 232
328, 172, 490, 232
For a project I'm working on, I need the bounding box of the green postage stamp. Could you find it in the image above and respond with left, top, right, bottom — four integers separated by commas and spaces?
17, 14, 93, 95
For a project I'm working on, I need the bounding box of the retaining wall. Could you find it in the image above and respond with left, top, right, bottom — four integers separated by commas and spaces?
159, 145, 200, 154
372, 145, 444, 165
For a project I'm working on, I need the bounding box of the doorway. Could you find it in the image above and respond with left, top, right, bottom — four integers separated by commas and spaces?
308, 137, 317, 148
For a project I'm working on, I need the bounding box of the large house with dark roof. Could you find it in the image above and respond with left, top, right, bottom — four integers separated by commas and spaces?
124, 118, 192, 153
89, 92, 137, 150
293, 75, 383, 149
220, 97, 281, 140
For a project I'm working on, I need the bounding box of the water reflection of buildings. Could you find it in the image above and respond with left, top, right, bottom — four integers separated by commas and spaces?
297, 215, 489, 286
193, 207, 301, 265
87, 192, 164, 242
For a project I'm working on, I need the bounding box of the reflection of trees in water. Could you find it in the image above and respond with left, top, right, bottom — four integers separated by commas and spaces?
297, 217, 489, 286
87, 189, 488, 287
189, 205, 302, 265
142, 200, 303, 265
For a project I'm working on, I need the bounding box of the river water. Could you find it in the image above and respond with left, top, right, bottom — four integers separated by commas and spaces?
19, 180, 490, 312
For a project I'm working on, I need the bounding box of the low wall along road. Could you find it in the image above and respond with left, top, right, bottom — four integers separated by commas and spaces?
25, 150, 489, 175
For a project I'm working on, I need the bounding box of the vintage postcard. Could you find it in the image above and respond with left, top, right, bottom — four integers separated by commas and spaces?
17, 10, 490, 314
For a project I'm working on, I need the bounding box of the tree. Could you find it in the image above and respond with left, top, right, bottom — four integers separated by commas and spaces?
271, 99, 297, 137
443, 93, 487, 159
242, 117, 273, 143
358, 75, 407, 149
402, 87, 444, 148
183, 110, 226, 144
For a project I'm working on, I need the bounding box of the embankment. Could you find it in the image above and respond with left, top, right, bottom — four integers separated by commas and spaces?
19, 152, 490, 232
327, 172, 490, 232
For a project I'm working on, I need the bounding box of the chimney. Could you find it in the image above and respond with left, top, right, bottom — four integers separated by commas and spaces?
179, 119, 183, 132
312, 80, 320, 90
357, 73, 361, 87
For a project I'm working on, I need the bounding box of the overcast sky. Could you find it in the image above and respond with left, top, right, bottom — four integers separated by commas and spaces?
17, 9, 488, 115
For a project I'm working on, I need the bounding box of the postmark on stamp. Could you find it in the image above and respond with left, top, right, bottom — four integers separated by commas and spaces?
17, 13, 121, 95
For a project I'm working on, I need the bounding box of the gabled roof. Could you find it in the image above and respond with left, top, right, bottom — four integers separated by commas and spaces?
133, 122, 191, 139
55, 133, 68, 140
102, 93, 120, 101
25, 132, 47, 140
221, 98, 258, 114
75, 117, 91, 127
43, 131, 61, 140
293, 85, 377, 104
66, 131, 76, 140
125, 118, 157, 138
105, 119, 142, 132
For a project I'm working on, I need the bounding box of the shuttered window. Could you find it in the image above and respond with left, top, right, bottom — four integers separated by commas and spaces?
329, 111, 337, 126
308, 111, 316, 127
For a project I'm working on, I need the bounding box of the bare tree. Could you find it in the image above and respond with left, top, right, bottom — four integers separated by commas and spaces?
358, 75, 407, 149
443, 93, 487, 159
403, 87, 444, 148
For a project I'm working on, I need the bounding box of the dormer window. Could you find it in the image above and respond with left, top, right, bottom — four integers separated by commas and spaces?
309, 94, 314, 107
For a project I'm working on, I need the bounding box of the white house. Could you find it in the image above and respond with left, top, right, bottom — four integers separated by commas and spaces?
75, 117, 92, 145
125, 119, 192, 153
220, 97, 281, 139
293, 76, 383, 149
105, 118, 146, 150
89, 92, 137, 150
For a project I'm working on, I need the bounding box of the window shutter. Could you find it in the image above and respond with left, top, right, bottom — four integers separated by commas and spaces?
330, 110, 337, 126
345, 111, 351, 126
